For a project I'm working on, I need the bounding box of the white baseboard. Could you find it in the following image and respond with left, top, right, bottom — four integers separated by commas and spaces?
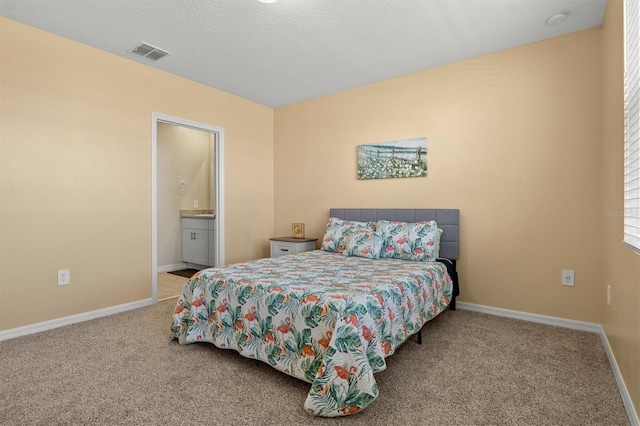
157, 263, 187, 272
456, 301, 601, 332
599, 326, 640, 426
456, 301, 638, 426
0, 298, 154, 342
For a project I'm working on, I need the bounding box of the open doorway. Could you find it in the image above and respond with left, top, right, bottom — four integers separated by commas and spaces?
151, 113, 225, 302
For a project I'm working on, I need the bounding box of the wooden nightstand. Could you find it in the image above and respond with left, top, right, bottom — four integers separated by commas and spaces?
270, 237, 318, 258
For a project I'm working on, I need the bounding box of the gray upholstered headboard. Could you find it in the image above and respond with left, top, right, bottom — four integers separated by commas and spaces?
329, 208, 460, 260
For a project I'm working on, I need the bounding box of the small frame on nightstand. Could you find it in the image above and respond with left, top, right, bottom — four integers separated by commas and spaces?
291, 223, 305, 239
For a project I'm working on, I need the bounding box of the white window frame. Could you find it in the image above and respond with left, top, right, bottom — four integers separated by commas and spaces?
625, 0, 640, 252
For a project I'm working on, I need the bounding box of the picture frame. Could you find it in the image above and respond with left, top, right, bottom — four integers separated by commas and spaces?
357, 137, 427, 180
292, 223, 305, 239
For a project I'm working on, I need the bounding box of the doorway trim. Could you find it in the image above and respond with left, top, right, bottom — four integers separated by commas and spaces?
151, 112, 225, 302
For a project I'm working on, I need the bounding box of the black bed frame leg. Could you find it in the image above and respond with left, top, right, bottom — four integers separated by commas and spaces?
417, 329, 422, 345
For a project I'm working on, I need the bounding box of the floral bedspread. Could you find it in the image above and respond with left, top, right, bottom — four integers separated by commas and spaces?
170, 250, 452, 417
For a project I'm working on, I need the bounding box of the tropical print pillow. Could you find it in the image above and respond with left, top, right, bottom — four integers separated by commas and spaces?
377, 220, 440, 261
321, 218, 376, 253
434, 228, 444, 259
342, 229, 384, 259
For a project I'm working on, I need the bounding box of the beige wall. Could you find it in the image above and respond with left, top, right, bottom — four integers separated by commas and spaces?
157, 123, 213, 268
601, 0, 640, 413
275, 27, 604, 323
0, 18, 274, 331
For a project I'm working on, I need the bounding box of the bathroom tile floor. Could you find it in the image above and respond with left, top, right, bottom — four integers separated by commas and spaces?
157, 272, 189, 300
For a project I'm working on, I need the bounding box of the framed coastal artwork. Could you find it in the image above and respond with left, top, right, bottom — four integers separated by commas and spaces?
357, 137, 427, 180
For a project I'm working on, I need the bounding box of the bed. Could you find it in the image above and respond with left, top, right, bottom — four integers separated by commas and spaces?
171, 208, 460, 417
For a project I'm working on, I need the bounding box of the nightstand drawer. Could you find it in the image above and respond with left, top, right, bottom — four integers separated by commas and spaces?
271, 242, 296, 257
269, 238, 318, 258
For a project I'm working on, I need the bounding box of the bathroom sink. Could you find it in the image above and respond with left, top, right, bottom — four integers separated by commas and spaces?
194, 214, 215, 218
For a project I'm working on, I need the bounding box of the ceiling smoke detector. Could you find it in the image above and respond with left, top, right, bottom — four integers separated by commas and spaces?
546, 12, 569, 25
129, 42, 171, 61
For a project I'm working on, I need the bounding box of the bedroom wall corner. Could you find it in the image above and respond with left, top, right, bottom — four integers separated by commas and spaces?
600, 0, 640, 416
273, 27, 604, 324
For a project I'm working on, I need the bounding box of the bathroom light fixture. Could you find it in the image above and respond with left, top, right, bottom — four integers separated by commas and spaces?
546, 12, 568, 25
258, 0, 278, 3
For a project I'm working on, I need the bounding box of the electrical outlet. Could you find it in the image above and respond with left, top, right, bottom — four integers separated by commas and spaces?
193, 199, 199, 208
58, 269, 70, 286
562, 269, 574, 286
607, 285, 611, 305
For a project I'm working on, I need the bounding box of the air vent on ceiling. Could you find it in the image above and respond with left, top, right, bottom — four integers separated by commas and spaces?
129, 42, 171, 61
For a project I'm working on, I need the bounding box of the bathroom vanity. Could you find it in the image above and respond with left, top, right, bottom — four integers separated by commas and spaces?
181, 210, 215, 267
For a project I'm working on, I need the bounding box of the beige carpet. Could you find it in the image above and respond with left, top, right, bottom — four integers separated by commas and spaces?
0, 301, 629, 426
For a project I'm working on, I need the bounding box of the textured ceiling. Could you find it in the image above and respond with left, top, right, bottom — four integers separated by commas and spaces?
0, 0, 607, 107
